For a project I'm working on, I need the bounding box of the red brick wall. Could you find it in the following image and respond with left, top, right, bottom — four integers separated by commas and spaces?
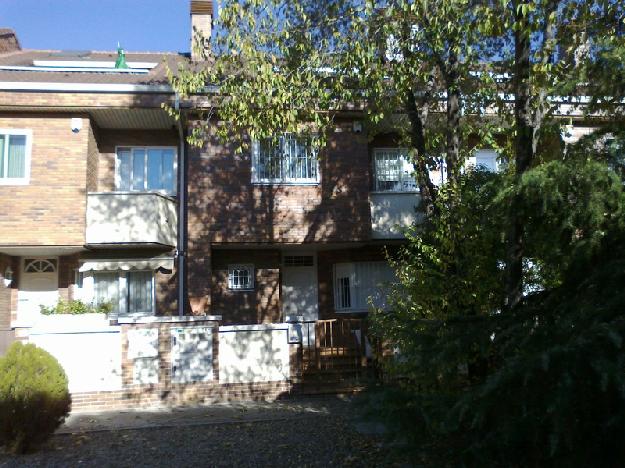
86, 121, 100, 192
0, 114, 90, 246
210, 249, 281, 324
0, 254, 14, 330
187, 121, 372, 246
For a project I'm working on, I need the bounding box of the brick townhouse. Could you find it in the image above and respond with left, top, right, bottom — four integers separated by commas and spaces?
0, 1, 443, 354
0, 2, 601, 408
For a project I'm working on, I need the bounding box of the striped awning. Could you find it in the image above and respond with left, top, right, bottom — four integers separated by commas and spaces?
78, 257, 174, 272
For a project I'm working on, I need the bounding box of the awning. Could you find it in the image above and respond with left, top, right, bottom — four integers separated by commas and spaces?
78, 257, 174, 272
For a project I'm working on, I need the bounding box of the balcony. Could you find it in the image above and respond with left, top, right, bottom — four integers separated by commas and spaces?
369, 192, 423, 239
86, 192, 177, 247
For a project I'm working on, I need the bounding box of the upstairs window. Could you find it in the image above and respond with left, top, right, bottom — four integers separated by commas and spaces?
252, 134, 319, 184
467, 149, 499, 172
116, 147, 176, 195
0, 129, 31, 185
372, 148, 418, 192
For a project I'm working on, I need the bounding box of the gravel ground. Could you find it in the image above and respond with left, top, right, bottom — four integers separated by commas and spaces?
0, 398, 408, 467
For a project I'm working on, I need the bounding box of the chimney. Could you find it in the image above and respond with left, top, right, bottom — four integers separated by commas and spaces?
190, 0, 213, 61
0, 28, 21, 54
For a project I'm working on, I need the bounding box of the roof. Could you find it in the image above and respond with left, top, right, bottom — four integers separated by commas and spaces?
0, 49, 188, 86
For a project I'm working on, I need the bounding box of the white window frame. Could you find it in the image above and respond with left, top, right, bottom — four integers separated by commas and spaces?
115, 146, 177, 195
83, 269, 156, 317
467, 149, 499, 172
333, 261, 396, 313
227, 264, 255, 291
372, 148, 418, 193
251, 134, 320, 185
0, 128, 32, 186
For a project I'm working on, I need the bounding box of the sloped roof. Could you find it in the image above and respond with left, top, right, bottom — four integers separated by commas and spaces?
0, 49, 188, 86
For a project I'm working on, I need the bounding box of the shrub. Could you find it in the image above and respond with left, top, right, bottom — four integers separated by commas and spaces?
40, 299, 112, 315
0, 342, 71, 454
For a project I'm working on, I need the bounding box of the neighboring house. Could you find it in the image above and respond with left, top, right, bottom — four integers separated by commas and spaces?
0, 1, 599, 408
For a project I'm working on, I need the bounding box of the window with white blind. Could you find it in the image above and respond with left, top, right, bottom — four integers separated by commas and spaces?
372, 148, 418, 192
333, 262, 396, 312
252, 134, 319, 184
467, 149, 499, 172
116, 147, 176, 194
91, 270, 154, 316
0, 129, 31, 185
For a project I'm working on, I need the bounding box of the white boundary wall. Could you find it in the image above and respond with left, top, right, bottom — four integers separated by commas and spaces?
28, 314, 122, 393
218, 324, 290, 384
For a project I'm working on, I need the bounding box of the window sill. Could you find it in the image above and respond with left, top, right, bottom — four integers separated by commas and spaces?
90, 191, 177, 201
227, 288, 255, 292
0, 178, 29, 186
370, 190, 420, 195
251, 181, 320, 186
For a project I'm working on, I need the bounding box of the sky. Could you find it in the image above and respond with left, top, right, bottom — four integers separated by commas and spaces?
0, 0, 196, 53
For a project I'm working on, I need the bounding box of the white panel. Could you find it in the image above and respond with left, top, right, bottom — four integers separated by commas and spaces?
86, 193, 177, 246
218, 328, 290, 384
369, 192, 422, 239
127, 328, 159, 359
30, 331, 122, 392
133, 357, 159, 384
171, 327, 213, 384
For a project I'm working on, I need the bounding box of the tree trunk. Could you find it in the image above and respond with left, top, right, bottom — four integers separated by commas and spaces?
445, 53, 461, 186
505, 1, 534, 310
406, 89, 438, 212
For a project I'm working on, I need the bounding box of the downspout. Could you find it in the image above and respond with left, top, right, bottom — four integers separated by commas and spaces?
175, 93, 188, 317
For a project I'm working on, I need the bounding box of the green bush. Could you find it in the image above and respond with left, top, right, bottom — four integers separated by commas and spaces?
40, 299, 112, 315
0, 342, 71, 454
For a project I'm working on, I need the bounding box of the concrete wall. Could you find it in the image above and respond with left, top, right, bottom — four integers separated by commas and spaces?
370, 192, 422, 239
86, 192, 177, 246
28, 314, 122, 392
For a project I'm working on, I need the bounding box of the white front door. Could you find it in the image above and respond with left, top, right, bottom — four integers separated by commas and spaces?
281, 254, 319, 322
18, 258, 59, 323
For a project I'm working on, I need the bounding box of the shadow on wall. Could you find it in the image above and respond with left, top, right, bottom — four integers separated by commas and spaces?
186, 122, 374, 313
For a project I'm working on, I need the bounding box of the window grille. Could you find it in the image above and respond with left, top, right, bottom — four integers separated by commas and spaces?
24, 259, 57, 273
252, 134, 319, 184
373, 149, 417, 192
283, 255, 314, 267
228, 264, 254, 290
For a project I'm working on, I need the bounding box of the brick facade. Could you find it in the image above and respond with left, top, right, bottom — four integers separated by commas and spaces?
0, 114, 90, 247
210, 249, 282, 324
188, 121, 372, 246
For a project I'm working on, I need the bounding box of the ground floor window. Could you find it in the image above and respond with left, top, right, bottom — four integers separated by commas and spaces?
79, 270, 155, 316
333, 261, 396, 312
228, 264, 254, 290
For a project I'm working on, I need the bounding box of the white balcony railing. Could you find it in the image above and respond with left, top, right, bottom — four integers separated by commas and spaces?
369, 192, 423, 239
86, 192, 177, 246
